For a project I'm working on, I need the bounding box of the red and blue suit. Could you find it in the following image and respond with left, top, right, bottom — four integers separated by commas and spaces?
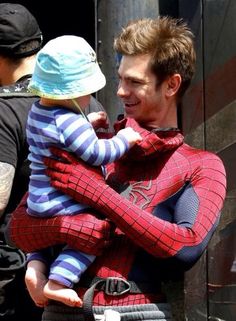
7, 117, 226, 320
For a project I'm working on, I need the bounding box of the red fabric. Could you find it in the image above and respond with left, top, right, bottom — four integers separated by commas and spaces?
44, 142, 226, 259
9, 193, 112, 255
8, 117, 227, 306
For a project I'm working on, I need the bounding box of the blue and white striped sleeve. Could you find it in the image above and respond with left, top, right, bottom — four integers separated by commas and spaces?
56, 112, 129, 166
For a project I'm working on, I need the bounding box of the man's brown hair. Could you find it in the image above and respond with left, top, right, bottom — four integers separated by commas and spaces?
114, 16, 196, 99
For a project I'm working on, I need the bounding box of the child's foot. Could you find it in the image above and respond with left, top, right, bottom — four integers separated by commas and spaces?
25, 266, 49, 307
43, 280, 83, 307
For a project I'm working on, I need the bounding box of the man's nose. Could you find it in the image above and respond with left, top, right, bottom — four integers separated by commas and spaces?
117, 82, 130, 97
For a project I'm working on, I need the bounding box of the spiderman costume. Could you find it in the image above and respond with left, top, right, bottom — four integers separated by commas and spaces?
7, 117, 226, 320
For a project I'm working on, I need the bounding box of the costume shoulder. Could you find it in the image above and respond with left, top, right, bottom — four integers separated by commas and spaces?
180, 142, 226, 178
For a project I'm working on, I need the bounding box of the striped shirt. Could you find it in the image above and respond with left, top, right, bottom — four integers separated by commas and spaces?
27, 101, 129, 217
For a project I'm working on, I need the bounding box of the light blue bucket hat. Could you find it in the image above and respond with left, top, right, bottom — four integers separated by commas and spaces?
28, 35, 106, 99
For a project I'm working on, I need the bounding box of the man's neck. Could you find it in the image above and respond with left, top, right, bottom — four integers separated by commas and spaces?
0, 55, 36, 86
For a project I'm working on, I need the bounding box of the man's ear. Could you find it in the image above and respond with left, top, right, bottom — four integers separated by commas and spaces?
166, 74, 182, 97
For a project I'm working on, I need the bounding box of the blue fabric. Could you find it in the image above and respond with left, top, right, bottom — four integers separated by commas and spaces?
28, 36, 106, 99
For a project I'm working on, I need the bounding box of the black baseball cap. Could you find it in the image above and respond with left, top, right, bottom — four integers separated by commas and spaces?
0, 3, 43, 57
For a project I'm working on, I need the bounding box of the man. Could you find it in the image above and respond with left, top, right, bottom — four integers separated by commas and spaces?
7, 16, 226, 321
0, 3, 43, 223
0, 4, 43, 321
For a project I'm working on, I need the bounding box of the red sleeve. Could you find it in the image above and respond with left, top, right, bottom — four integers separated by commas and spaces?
7, 193, 113, 256
46, 153, 226, 265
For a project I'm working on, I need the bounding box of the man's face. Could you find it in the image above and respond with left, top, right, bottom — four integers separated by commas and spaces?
117, 54, 165, 128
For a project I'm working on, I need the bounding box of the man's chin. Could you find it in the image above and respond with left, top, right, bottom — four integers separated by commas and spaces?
124, 110, 136, 119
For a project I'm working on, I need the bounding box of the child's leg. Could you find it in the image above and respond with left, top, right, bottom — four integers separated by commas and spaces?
43, 280, 83, 307
44, 247, 95, 307
25, 259, 48, 307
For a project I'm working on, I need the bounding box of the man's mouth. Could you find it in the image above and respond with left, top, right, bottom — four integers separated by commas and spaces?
124, 102, 139, 108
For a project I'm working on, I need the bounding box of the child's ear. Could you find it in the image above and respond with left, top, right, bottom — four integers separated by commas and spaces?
166, 74, 182, 97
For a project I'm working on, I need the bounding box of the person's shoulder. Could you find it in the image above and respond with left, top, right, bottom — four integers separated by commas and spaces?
0, 78, 38, 117
0, 77, 34, 97
87, 96, 105, 113
180, 142, 226, 171
181, 142, 220, 157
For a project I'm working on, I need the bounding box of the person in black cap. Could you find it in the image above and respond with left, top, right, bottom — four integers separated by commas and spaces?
0, 4, 44, 321
0, 3, 110, 321
0, 3, 42, 59
0, 1, 43, 217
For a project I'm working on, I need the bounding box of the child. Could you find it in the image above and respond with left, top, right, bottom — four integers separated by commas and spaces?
25, 35, 142, 308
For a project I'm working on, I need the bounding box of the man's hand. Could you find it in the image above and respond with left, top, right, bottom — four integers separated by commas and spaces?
7, 191, 113, 255
44, 147, 107, 207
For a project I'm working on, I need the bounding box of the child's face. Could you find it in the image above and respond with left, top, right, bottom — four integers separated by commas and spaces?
76, 95, 91, 110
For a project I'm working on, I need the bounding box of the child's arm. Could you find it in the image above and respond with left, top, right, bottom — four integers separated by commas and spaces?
58, 113, 142, 166
87, 111, 109, 130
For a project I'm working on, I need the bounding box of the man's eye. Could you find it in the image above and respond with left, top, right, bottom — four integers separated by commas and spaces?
131, 80, 141, 84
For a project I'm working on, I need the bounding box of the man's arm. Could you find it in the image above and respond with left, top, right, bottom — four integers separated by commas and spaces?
43, 149, 226, 269
7, 192, 113, 255
0, 162, 15, 218
6, 147, 226, 269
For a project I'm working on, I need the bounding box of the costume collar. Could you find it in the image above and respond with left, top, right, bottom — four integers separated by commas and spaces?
114, 117, 184, 161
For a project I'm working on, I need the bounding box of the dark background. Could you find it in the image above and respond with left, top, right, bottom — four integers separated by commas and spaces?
6, 0, 95, 47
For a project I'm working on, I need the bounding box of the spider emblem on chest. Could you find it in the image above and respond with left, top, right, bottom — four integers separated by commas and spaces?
120, 179, 153, 209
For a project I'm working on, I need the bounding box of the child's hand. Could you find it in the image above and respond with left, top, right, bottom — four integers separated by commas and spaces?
118, 127, 142, 147
88, 111, 109, 130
